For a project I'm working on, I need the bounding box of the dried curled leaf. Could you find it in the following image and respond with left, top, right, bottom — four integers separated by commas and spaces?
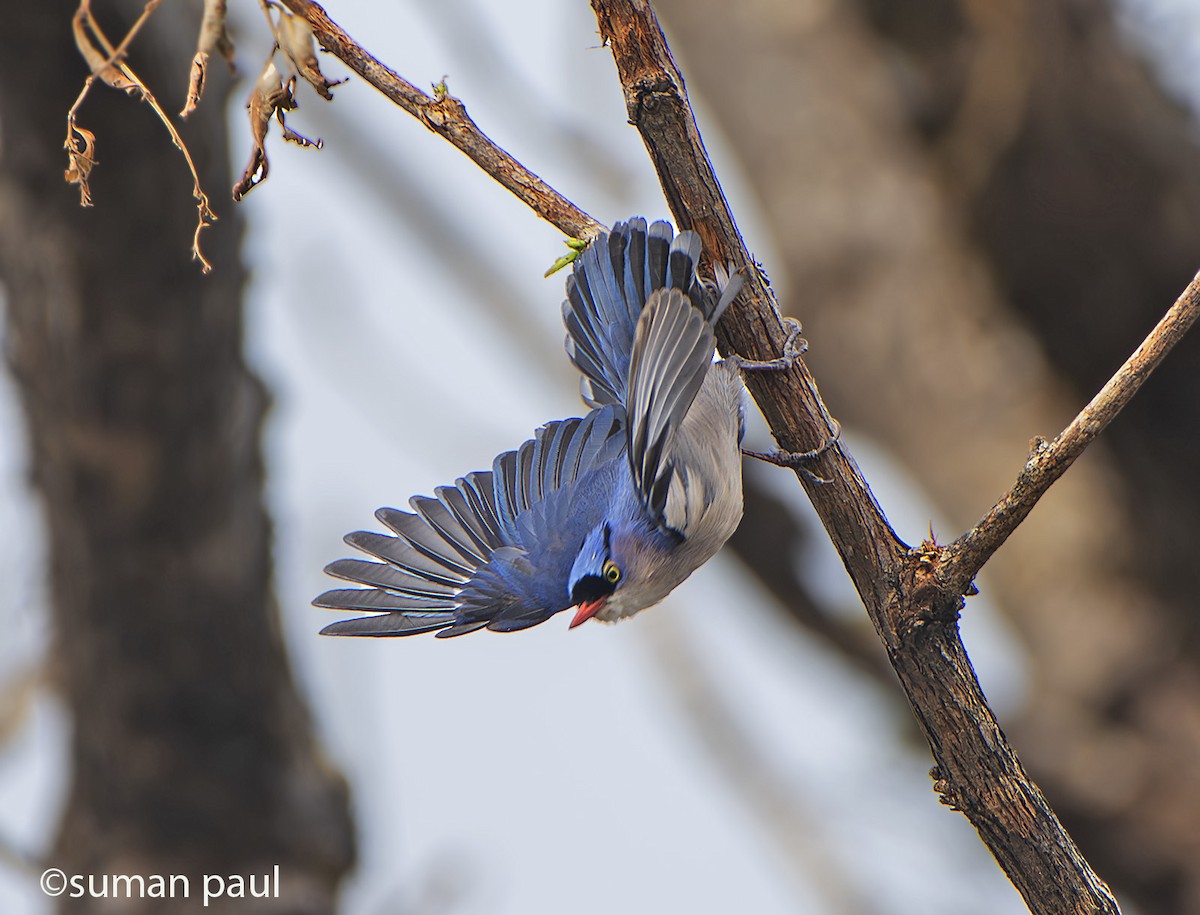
181, 0, 236, 118
182, 53, 210, 120
233, 61, 323, 201
276, 10, 341, 101
64, 121, 97, 207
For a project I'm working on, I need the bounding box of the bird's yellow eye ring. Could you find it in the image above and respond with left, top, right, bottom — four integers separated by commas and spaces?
603, 560, 621, 584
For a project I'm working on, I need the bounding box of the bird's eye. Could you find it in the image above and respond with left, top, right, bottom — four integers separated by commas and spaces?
603, 560, 621, 584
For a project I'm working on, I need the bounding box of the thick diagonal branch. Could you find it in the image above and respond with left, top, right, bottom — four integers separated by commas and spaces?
590, 1, 1124, 912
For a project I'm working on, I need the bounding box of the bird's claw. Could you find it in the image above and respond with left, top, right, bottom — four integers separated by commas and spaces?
727, 318, 806, 373
742, 417, 842, 484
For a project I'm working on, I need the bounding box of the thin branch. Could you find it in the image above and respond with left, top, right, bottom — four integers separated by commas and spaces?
76, 0, 164, 77
276, 0, 604, 242
942, 268, 1200, 592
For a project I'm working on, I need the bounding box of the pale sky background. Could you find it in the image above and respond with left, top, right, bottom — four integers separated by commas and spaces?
1, 1, 1198, 913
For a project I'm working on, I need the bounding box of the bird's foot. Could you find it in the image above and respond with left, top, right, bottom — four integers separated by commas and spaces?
727, 318, 806, 373
742, 418, 842, 484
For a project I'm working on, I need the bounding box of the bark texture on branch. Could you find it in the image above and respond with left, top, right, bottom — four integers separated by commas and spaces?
0, 3, 354, 911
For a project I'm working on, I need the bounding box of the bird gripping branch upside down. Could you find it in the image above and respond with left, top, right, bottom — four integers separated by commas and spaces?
316, 218, 750, 637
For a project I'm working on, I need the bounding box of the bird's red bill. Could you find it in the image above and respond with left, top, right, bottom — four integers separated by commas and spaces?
569, 599, 605, 629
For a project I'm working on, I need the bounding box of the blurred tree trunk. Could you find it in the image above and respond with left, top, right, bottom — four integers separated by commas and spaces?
0, 2, 354, 912
657, 0, 1200, 911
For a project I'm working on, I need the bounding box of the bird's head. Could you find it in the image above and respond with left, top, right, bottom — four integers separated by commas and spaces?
567, 522, 625, 628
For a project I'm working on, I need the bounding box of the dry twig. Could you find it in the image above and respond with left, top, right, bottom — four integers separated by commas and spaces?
66, 0, 217, 271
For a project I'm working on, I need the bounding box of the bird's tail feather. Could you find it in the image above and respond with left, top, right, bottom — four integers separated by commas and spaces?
564, 218, 729, 411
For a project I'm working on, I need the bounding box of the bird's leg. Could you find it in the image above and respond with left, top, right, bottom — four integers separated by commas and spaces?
725, 317, 806, 373
742, 418, 842, 484
733, 316, 837, 482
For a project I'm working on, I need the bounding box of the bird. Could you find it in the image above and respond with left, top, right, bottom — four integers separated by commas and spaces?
316, 217, 747, 638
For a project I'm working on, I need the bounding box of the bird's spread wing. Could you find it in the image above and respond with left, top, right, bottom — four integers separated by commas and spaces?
625, 288, 717, 535
563, 218, 703, 409
317, 406, 624, 637
319, 216, 743, 637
